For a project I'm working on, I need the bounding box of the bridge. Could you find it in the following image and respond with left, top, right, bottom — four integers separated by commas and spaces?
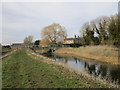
32, 44, 65, 54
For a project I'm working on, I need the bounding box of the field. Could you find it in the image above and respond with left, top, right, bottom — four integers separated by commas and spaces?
54, 45, 119, 65
2, 49, 116, 88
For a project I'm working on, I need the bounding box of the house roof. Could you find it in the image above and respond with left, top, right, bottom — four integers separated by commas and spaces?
65, 37, 83, 40
65, 38, 75, 40
11, 43, 23, 46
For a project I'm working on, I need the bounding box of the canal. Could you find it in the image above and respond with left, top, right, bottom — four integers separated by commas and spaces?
40, 53, 120, 84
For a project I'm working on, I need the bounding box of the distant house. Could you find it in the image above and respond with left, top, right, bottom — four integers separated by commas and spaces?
63, 36, 84, 47
63, 38, 75, 44
11, 43, 23, 50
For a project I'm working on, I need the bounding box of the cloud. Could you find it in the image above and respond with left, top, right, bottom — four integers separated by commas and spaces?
0, 2, 2, 44
2, 2, 118, 45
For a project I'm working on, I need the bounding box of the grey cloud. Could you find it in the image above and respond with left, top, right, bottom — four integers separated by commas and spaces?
2, 2, 118, 45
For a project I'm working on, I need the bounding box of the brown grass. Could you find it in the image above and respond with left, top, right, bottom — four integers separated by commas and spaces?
54, 45, 119, 65
35, 50, 48, 53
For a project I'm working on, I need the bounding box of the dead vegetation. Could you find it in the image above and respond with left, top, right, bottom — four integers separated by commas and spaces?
54, 45, 119, 65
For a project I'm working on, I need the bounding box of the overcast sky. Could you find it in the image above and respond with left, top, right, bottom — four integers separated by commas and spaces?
1, 2, 118, 45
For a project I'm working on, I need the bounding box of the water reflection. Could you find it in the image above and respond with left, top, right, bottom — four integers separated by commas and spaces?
43, 53, 120, 84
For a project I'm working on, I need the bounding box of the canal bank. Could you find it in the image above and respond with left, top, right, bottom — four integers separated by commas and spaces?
54, 46, 119, 65
27, 49, 119, 88
44, 53, 120, 85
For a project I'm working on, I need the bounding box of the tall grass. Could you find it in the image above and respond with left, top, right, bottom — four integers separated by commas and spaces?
76, 45, 118, 57
55, 45, 119, 65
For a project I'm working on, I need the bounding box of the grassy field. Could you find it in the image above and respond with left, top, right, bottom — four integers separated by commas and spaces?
54, 45, 119, 65
2, 49, 117, 88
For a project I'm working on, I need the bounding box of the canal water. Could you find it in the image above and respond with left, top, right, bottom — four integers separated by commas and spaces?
41, 53, 120, 84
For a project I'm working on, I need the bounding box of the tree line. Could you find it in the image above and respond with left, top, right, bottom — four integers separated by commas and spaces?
81, 14, 119, 47
23, 14, 119, 47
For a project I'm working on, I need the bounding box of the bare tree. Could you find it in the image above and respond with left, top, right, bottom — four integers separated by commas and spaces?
23, 35, 33, 48
41, 23, 67, 46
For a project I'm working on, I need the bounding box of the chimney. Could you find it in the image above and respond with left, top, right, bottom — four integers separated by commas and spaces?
75, 35, 77, 38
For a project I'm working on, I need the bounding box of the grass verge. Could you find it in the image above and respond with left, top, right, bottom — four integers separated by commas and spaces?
2, 49, 118, 88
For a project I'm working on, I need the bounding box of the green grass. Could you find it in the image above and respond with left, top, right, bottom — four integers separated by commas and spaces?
2, 49, 115, 88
